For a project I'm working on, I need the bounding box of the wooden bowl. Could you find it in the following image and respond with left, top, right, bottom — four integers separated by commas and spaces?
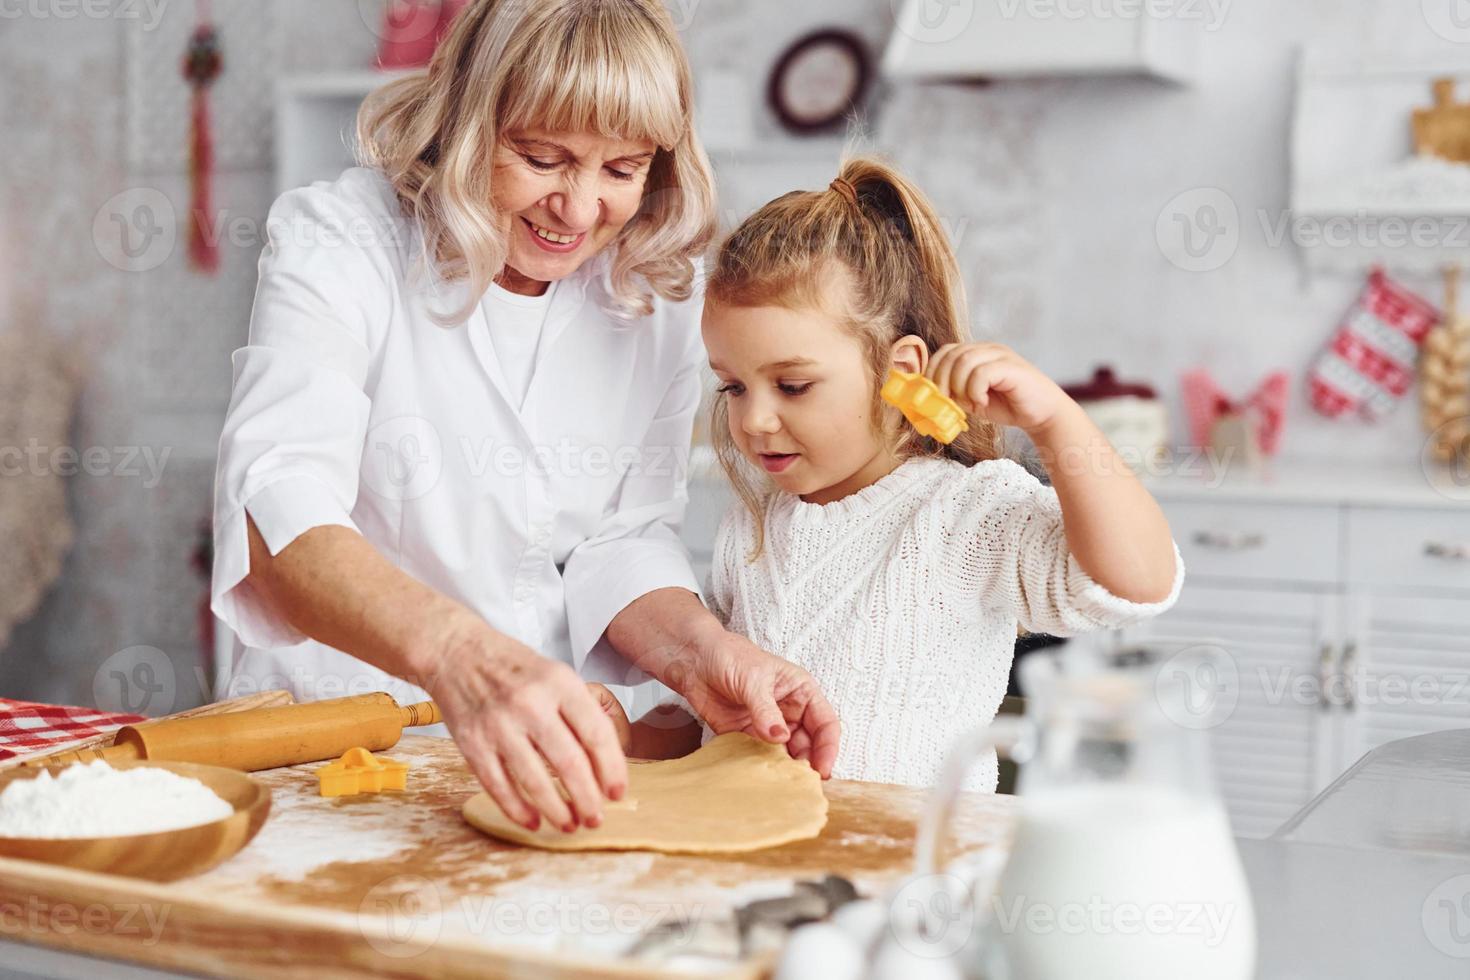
0, 760, 271, 881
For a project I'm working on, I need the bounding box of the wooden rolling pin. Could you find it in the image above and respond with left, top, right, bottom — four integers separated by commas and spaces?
21, 693, 441, 772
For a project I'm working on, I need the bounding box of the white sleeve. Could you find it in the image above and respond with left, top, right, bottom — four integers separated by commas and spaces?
210, 183, 389, 649
945, 460, 1185, 637
702, 506, 741, 629
562, 317, 704, 684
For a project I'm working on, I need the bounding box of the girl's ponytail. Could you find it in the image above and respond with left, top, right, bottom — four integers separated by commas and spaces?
832, 158, 1002, 468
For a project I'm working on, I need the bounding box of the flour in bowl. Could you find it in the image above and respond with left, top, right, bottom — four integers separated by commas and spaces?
0, 760, 233, 838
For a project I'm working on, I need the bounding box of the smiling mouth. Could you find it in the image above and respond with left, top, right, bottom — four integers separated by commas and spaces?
522, 217, 586, 252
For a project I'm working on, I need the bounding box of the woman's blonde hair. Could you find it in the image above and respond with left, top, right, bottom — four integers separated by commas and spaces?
707, 156, 1003, 558
356, 0, 716, 324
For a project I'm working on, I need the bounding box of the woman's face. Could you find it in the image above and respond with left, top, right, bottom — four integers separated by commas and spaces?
491, 128, 658, 292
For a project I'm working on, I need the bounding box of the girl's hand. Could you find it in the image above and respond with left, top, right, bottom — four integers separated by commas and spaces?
927, 342, 1073, 434
588, 682, 633, 754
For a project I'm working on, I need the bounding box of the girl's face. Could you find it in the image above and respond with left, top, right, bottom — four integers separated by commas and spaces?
703, 294, 902, 505
491, 128, 658, 293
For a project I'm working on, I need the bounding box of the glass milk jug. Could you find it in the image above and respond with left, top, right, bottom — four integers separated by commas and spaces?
916, 644, 1257, 980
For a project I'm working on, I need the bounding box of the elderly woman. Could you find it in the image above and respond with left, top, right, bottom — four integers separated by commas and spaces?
212, 0, 837, 836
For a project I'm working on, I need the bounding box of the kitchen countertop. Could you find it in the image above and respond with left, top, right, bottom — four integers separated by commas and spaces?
1276, 727, 1470, 855
1136, 456, 1470, 508
1248, 727, 1470, 978
0, 734, 1014, 978
4, 729, 1468, 978
1239, 837, 1470, 979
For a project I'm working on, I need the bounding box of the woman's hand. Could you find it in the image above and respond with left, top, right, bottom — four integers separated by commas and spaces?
927, 342, 1074, 435
672, 630, 841, 779
587, 682, 633, 754
425, 624, 628, 834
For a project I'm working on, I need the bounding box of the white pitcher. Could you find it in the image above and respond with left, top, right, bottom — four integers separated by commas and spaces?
915, 644, 1257, 980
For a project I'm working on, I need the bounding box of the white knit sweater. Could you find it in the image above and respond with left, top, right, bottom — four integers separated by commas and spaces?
704, 456, 1185, 793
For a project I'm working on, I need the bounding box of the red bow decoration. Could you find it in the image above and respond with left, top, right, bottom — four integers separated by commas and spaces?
1180, 369, 1290, 456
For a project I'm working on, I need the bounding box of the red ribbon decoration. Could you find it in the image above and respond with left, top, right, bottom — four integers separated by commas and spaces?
182, 0, 223, 274
1180, 368, 1290, 456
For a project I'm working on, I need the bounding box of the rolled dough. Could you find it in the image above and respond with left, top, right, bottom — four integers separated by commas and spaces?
461, 732, 829, 853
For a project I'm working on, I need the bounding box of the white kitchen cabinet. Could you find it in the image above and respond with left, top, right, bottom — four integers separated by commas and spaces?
1122, 585, 1339, 839
1118, 463, 1470, 838
1341, 593, 1470, 763
882, 0, 1198, 83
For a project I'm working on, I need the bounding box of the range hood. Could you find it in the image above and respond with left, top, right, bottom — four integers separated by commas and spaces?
882, 0, 1199, 83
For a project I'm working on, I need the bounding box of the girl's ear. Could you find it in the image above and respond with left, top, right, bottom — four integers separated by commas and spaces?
891, 334, 929, 375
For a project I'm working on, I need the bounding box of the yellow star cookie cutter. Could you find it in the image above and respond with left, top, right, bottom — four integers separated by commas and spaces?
881, 370, 970, 444
317, 746, 411, 797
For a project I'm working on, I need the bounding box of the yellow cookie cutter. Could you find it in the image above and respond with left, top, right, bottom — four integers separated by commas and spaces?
881, 370, 970, 444
317, 746, 411, 797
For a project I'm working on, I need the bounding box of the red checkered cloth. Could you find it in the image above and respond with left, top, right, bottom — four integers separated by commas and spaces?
0, 698, 146, 763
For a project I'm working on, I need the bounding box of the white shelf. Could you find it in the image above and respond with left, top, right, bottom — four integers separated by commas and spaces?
279, 69, 418, 100
274, 70, 417, 195
1290, 49, 1470, 274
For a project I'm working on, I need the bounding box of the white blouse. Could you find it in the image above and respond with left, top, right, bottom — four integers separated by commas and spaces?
480, 279, 554, 410
211, 167, 704, 717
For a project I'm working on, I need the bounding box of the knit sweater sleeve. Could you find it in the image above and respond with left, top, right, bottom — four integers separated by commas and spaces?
942, 459, 1185, 636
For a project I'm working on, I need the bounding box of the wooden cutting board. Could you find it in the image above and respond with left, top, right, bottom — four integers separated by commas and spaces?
0, 734, 1016, 978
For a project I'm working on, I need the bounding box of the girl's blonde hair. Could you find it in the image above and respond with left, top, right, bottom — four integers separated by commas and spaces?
356, 0, 716, 325
707, 156, 1003, 557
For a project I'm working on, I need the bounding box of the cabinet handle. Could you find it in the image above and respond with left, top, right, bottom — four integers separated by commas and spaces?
1339, 641, 1357, 711
1424, 541, 1470, 561
1193, 529, 1266, 551
1317, 642, 1335, 712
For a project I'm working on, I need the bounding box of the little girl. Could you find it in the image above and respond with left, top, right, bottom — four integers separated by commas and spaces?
620, 157, 1185, 791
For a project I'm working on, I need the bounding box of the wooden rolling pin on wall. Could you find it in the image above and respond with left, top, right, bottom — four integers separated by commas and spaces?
21, 694, 442, 772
